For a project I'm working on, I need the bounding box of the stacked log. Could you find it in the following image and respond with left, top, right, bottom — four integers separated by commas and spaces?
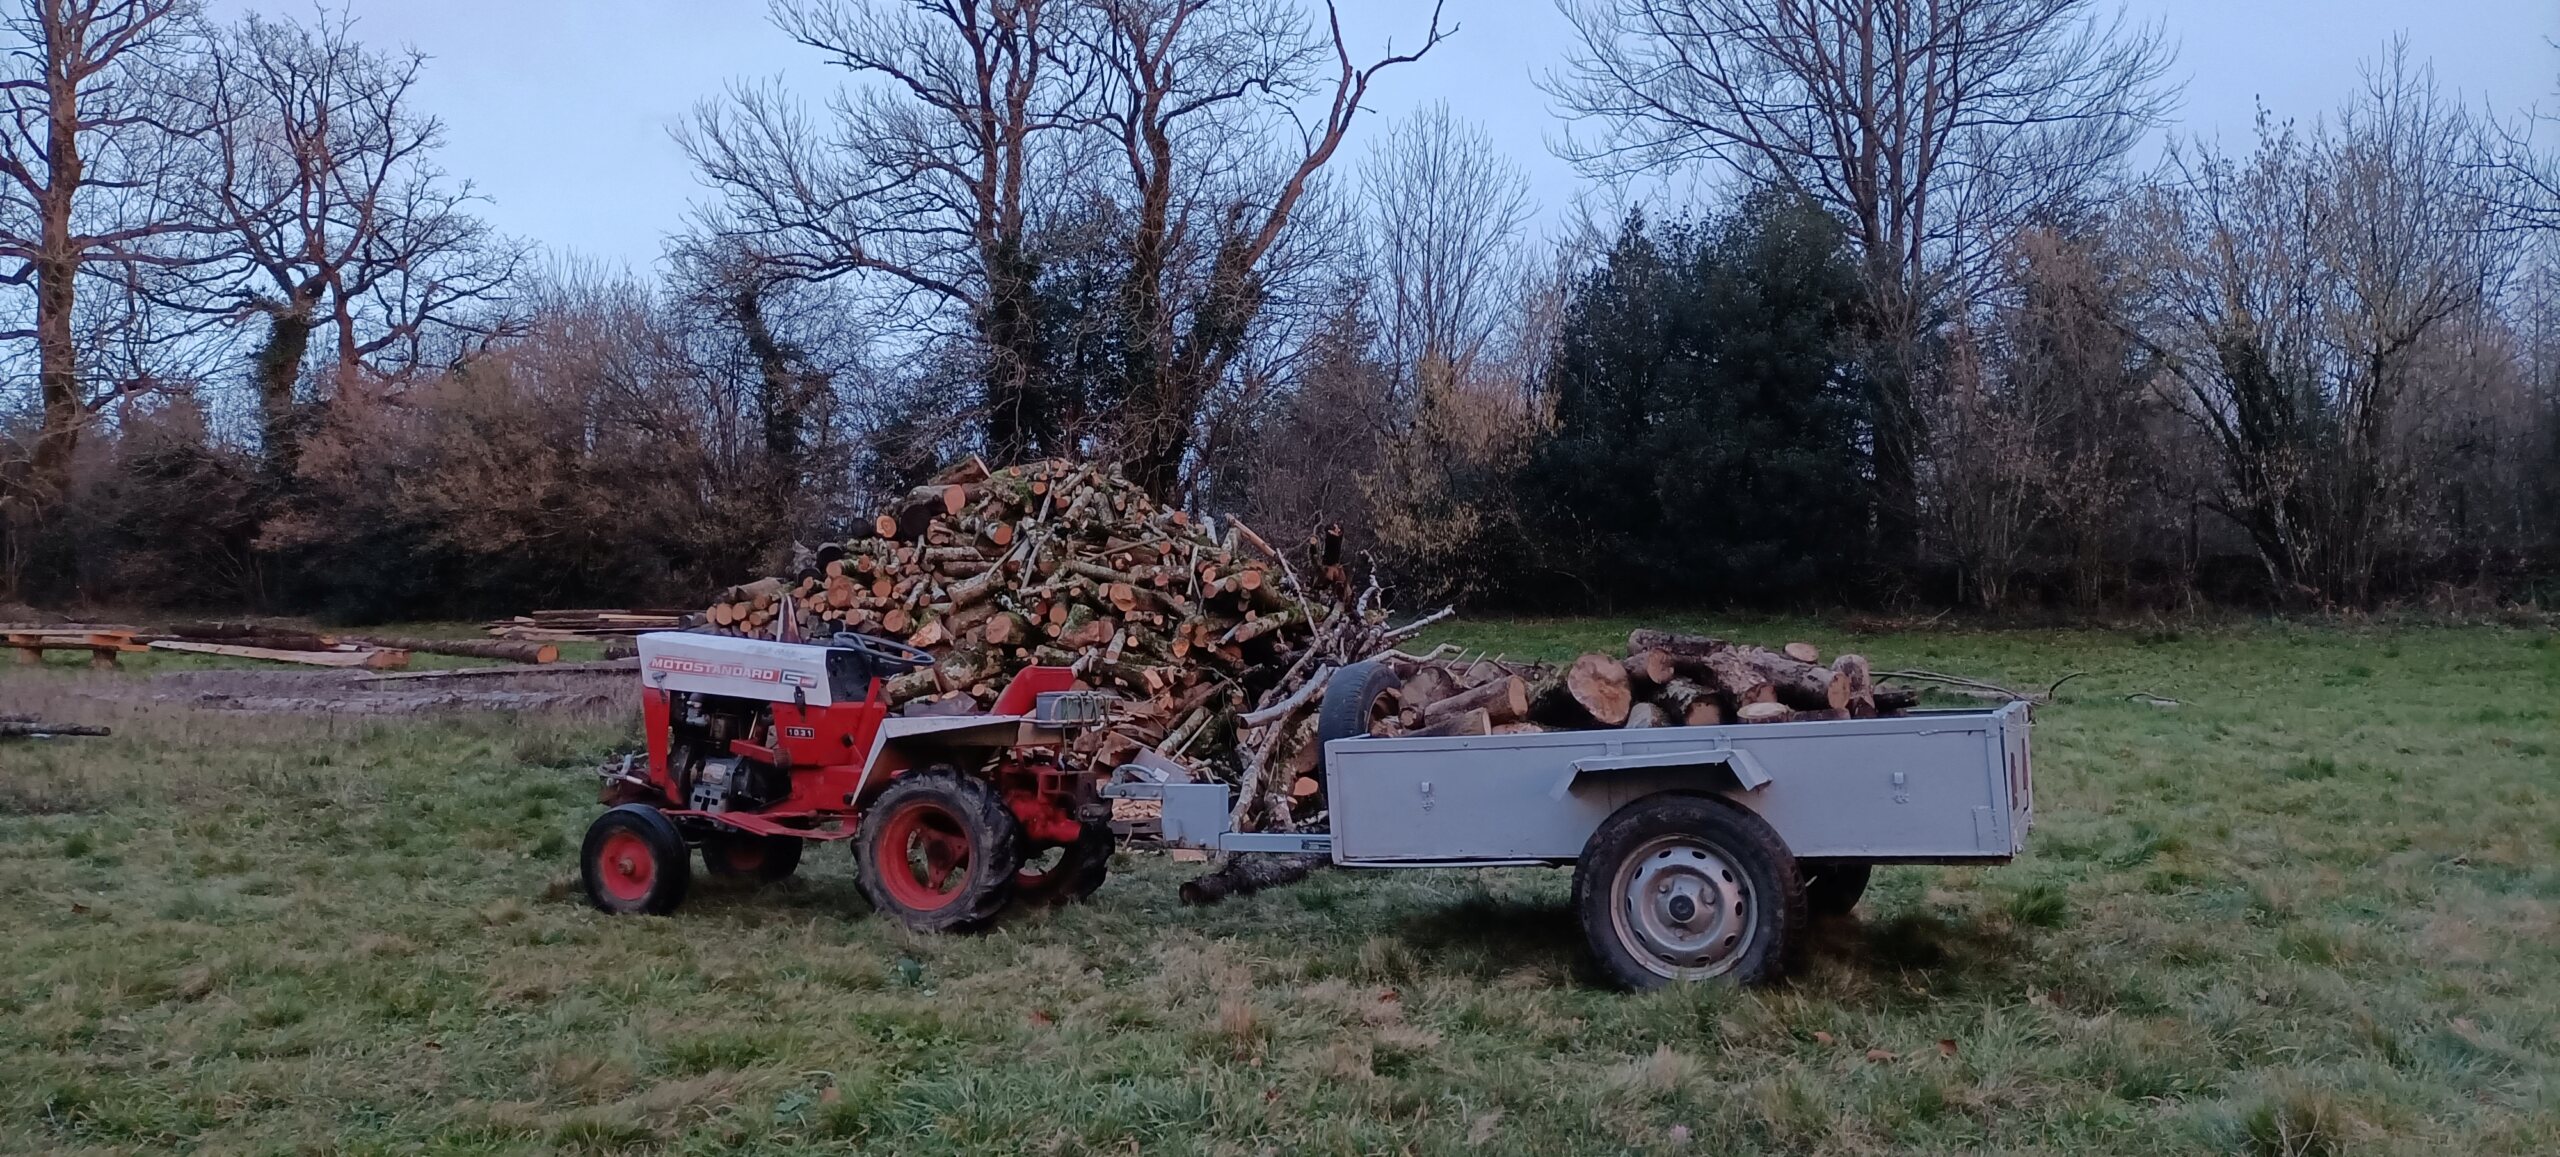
1568, 632, 1918, 725
482, 610, 686, 641
701, 457, 1372, 765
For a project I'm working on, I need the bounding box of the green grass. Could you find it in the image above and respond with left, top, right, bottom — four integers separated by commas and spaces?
3, 620, 2557, 1153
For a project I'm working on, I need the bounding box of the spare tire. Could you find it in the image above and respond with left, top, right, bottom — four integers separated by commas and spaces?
1314, 660, 1403, 775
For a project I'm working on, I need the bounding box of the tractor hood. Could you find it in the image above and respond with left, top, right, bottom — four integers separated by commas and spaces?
639, 632, 841, 705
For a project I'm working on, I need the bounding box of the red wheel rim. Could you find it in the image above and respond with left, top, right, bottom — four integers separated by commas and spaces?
875, 801, 971, 911
1016, 843, 1066, 890
725, 841, 765, 872
597, 829, 657, 902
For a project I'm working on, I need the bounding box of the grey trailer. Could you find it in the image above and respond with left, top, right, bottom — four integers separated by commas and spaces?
1108, 663, 2033, 989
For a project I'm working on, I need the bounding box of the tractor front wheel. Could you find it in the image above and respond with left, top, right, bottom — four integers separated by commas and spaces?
1013, 821, 1113, 906
581, 804, 692, 916
855, 769, 1023, 932
702, 832, 804, 883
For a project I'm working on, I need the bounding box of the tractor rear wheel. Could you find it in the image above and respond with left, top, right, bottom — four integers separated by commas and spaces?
1013, 821, 1112, 906
856, 769, 1023, 932
582, 804, 692, 916
702, 832, 804, 883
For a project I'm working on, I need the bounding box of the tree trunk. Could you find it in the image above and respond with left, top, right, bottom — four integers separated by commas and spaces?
981, 240, 1049, 462
253, 308, 318, 478
1419, 675, 1528, 726
1627, 628, 1726, 657
1738, 647, 1851, 711
733, 283, 805, 474
1831, 653, 1875, 718
1702, 650, 1777, 708
1658, 677, 1722, 725
1533, 653, 1633, 727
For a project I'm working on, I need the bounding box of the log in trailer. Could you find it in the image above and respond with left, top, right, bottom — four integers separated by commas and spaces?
1108, 661, 2036, 989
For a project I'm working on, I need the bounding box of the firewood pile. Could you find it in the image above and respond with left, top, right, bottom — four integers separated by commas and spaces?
699, 457, 1451, 786
1358, 629, 1923, 753
1234, 630, 1922, 815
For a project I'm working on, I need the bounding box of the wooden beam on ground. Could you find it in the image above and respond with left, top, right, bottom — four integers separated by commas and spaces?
148, 640, 410, 669
351, 659, 637, 683
347, 636, 558, 664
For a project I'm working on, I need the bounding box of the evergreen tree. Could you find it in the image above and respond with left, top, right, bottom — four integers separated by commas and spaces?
1519, 191, 1871, 605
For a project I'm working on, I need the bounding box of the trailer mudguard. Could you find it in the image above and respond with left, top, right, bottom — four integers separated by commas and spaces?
1551, 747, 1773, 799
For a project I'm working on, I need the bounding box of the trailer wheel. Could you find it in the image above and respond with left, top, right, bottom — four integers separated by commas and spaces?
582, 804, 693, 916
1803, 862, 1872, 916
1316, 661, 1403, 773
702, 832, 804, 883
1574, 794, 1803, 989
1012, 821, 1112, 906
856, 769, 1023, 932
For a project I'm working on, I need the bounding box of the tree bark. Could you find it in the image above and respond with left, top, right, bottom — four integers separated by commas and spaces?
1534, 652, 1633, 727
1737, 647, 1851, 711
1832, 653, 1875, 718
1627, 628, 1726, 657
1702, 650, 1777, 708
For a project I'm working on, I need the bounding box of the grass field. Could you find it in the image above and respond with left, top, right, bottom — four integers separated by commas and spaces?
2, 619, 2556, 1154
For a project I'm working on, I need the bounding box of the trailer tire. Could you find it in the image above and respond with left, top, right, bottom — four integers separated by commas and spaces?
1315, 661, 1403, 773
1574, 793, 1803, 989
582, 804, 693, 916
856, 769, 1023, 932
702, 832, 804, 883
1803, 862, 1872, 916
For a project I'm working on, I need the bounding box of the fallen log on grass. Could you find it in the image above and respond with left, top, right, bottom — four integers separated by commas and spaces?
1180, 853, 1327, 905
163, 622, 340, 650
346, 635, 559, 664
0, 720, 110, 739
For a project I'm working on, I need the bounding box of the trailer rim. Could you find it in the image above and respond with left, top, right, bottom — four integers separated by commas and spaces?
1610, 833, 1759, 979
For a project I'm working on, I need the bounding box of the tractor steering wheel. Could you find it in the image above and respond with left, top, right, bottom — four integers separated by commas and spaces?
828, 631, 935, 672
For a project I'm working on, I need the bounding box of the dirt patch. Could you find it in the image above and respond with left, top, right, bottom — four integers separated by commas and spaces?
76, 666, 634, 717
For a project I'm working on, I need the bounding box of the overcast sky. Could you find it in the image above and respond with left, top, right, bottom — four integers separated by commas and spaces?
207, 0, 2560, 270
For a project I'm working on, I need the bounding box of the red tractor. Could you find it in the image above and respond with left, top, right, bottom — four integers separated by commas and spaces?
582, 630, 1117, 930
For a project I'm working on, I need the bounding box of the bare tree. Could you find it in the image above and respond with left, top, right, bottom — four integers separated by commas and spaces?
1086, 0, 1448, 501
198, 9, 522, 474
1997, 226, 2158, 606
1362, 99, 1533, 404
681, 0, 1083, 462
1553, 0, 2175, 556
0, 0, 215, 545
2125, 47, 2516, 606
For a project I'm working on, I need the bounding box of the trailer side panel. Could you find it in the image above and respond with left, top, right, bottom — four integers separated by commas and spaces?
1324, 705, 2028, 865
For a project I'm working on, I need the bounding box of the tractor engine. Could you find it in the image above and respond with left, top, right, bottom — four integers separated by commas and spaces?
666, 692, 789, 813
